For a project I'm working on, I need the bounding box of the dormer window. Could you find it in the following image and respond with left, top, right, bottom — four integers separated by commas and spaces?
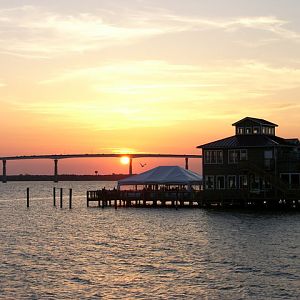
245, 127, 251, 134
232, 117, 277, 136
237, 127, 244, 135
253, 127, 260, 134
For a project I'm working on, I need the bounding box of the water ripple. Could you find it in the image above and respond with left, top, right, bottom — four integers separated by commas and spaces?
0, 181, 299, 299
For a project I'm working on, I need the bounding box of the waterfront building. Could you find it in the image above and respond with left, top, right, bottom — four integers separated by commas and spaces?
197, 117, 300, 207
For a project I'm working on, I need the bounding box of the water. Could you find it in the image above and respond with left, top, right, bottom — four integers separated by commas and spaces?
0, 181, 299, 299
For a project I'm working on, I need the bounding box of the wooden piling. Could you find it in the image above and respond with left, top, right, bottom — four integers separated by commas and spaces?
60, 188, 63, 208
69, 189, 72, 209
87, 191, 89, 207
53, 187, 56, 207
26, 187, 30, 207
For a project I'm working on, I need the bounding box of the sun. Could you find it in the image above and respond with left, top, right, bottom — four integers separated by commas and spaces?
120, 156, 130, 165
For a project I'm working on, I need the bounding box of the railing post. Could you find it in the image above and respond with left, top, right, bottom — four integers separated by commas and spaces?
185, 157, 189, 170
69, 189, 72, 209
53, 187, 56, 207
129, 157, 133, 175
60, 188, 63, 208
26, 187, 30, 207
54, 159, 58, 183
2, 160, 7, 183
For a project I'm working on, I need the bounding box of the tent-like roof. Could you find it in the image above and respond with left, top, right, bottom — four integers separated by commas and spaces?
118, 166, 202, 186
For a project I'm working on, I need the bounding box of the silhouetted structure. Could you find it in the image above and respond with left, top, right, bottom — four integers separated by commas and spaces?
197, 117, 300, 209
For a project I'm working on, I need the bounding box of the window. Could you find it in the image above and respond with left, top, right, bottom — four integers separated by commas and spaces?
211, 151, 216, 163
253, 127, 260, 134
265, 127, 274, 135
205, 176, 214, 189
216, 151, 223, 164
245, 127, 251, 134
237, 127, 244, 135
228, 175, 237, 189
228, 149, 248, 163
216, 176, 225, 189
204, 151, 210, 164
239, 175, 248, 189
204, 150, 223, 164
240, 149, 248, 161
229, 150, 238, 163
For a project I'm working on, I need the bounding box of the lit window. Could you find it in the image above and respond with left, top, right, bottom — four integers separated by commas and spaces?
245, 127, 251, 134
237, 127, 244, 135
253, 127, 260, 134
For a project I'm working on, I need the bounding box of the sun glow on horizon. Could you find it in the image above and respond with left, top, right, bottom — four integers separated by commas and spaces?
120, 156, 130, 165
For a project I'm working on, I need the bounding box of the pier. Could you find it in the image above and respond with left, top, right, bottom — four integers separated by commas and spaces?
87, 189, 204, 208
86, 189, 300, 210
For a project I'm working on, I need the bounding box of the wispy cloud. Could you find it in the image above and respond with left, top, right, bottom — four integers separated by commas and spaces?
39, 60, 300, 96
10, 59, 298, 130
0, 6, 299, 58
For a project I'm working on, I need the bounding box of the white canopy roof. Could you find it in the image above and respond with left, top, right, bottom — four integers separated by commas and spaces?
118, 166, 202, 186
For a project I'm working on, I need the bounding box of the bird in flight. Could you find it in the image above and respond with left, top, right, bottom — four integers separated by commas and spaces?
140, 162, 147, 167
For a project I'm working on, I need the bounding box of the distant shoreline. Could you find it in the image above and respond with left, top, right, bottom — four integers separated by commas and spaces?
1, 174, 131, 181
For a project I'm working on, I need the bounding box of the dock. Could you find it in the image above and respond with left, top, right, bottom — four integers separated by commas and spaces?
87, 189, 204, 208
86, 189, 300, 210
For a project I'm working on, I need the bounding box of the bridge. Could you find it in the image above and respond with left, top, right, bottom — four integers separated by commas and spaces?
0, 153, 202, 183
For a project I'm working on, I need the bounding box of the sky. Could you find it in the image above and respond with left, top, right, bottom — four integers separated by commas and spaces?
1, 0, 300, 175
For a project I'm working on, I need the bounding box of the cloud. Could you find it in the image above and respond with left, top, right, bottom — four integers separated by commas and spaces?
8, 59, 294, 130
39, 59, 300, 96
0, 6, 299, 58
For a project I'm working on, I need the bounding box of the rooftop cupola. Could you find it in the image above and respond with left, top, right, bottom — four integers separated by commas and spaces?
232, 117, 278, 136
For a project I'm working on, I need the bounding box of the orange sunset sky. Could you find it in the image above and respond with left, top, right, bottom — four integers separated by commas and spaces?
1, 0, 300, 174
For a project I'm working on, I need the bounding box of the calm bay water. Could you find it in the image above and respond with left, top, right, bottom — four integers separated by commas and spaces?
0, 181, 299, 299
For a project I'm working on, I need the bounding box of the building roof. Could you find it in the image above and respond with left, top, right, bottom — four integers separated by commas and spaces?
118, 166, 202, 186
197, 135, 299, 149
232, 117, 278, 127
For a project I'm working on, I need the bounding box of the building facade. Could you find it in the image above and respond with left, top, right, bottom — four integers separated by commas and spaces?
197, 117, 300, 207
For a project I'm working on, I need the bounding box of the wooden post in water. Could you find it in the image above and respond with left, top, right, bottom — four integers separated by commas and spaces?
86, 191, 89, 207
26, 187, 30, 207
69, 189, 72, 209
60, 188, 63, 208
53, 187, 56, 207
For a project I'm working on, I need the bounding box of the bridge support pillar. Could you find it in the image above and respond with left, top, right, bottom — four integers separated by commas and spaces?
2, 160, 7, 183
129, 158, 133, 175
185, 157, 189, 170
54, 159, 58, 182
